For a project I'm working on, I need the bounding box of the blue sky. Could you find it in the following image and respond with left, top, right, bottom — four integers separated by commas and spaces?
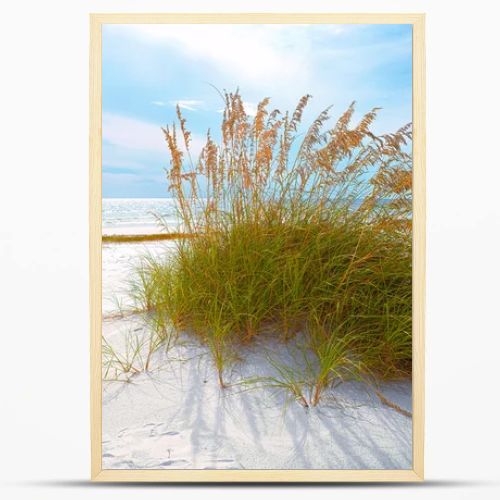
102, 23, 412, 198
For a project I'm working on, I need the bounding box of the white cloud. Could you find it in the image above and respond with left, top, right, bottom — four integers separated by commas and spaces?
170, 99, 204, 111
242, 101, 258, 117
103, 112, 206, 158
115, 24, 317, 87
217, 101, 258, 117
103, 113, 166, 152
152, 99, 204, 111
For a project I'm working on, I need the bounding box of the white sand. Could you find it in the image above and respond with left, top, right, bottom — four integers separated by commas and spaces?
102, 240, 176, 316
102, 241, 413, 470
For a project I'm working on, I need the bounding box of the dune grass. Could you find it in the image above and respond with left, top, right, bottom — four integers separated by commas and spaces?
102, 233, 194, 244
130, 91, 412, 404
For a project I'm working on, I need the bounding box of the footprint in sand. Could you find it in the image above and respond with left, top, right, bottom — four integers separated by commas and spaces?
103, 422, 239, 470
159, 459, 189, 467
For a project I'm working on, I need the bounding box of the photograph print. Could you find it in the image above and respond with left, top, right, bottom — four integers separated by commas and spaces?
91, 14, 425, 480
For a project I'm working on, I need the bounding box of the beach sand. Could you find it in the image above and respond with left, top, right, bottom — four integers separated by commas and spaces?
102, 239, 413, 470
102, 239, 176, 315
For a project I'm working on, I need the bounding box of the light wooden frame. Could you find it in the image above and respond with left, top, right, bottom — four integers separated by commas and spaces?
90, 12, 425, 482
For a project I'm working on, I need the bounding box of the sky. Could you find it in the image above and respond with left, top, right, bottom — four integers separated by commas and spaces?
102, 23, 412, 198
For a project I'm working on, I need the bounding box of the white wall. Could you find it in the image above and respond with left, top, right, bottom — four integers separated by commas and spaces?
1, 1, 499, 498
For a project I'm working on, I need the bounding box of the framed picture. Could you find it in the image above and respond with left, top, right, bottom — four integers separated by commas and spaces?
90, 13, 425, 482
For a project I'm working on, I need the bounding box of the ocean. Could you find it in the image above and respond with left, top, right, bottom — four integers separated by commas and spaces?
102, 198, 182, 235
102, 196, 398, 236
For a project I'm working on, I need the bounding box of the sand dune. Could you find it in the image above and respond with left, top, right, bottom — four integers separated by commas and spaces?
102, 241, 412, 470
